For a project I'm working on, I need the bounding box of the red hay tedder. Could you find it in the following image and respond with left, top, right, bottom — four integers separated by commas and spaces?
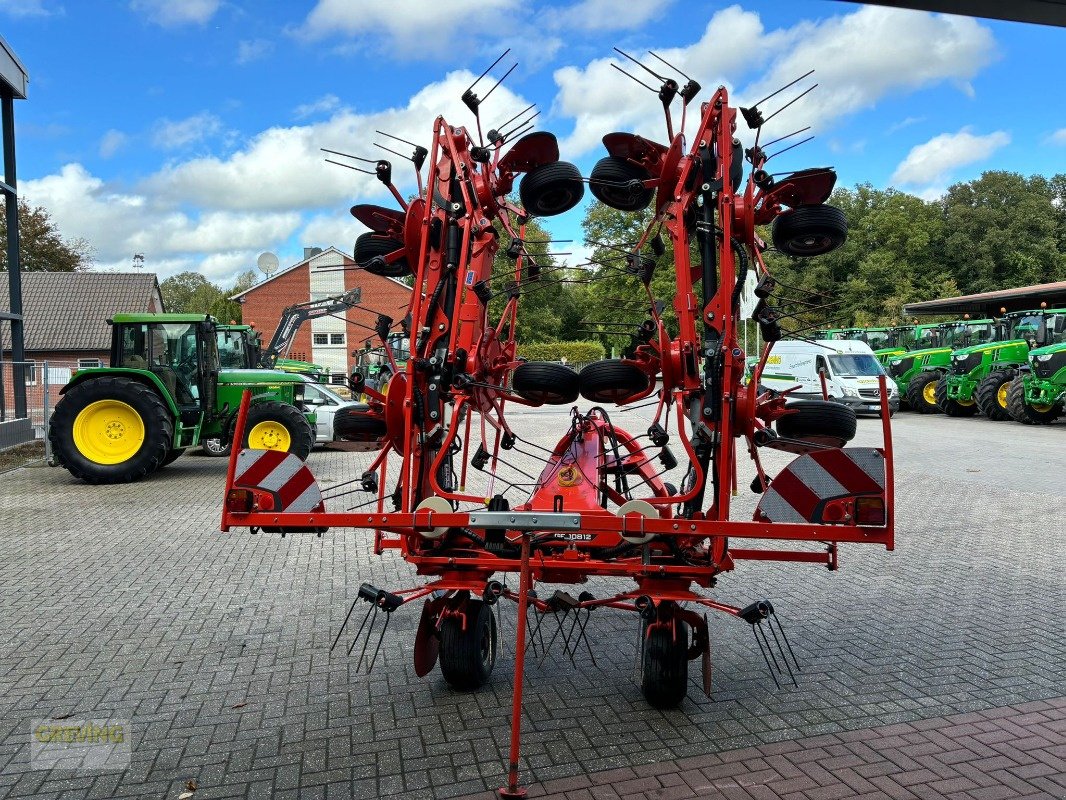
221, 52, 894, 797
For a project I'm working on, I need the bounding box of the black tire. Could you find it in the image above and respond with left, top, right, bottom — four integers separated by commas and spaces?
49, 376, 174, 484
641, 622, 689, 708
1007, 376, 1061, 424
519, 161, 585, 217
975, 368, 1017, 421
439, 600, 497, 691
906, 371, 942, 414
589, 157, 653, 211
161, 448, 186, 467
579, 360, 649, 404
934, 376, 978, 417
334, 406, 388, 442
354, 232, 410, 278
511, 361, 580, 404
241, 401, 314, 460
775, 399, 857, 447
201, 438, 232, 457
771, 204, 848, 257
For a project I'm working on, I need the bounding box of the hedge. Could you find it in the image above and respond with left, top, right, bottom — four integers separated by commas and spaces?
517, 341, 605, 365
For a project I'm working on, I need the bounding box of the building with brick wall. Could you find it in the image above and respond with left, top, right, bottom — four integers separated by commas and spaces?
233, 247, 413, 386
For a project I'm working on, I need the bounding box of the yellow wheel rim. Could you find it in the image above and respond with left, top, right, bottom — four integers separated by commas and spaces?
1032, 402, 1053, 412
958, 397, 975, 406
72, 399, 145, 465
923, 382, 937, 404
996, 383, 1010, 408
248, 420, 291, 451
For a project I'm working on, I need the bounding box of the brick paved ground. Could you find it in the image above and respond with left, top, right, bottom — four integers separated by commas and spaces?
0, 410, 1063, 799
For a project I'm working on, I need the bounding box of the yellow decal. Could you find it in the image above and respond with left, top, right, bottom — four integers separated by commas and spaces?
766, 355, 782, 365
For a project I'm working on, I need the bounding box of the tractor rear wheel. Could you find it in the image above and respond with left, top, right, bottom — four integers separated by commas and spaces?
439, 600, 497, 691
241, 402, 314, 460
512, 361, 580, 404
1007, 376, 1061, 424
906, 371, 942, 414
49, 376, 174, 484
975, 368, 1017, 421
934, 376, 978, 417
161, 448, 186, 466
641, 620, 689, 708
775, 399, 856, 447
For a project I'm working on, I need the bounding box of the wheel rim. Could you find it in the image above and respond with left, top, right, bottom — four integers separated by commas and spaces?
203, 438, 227, 454
996, 383, 1010, 408
922, 382, 937, 404
1032, 402, 1054, 413
787, 232, 833, 255
957, 396, 975, 407
73, 399, 146, 465
247, 420, 291, 451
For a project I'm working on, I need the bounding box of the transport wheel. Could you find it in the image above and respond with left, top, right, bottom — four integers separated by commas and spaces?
512, 361, 580, 404
641, 620, 689, 708
161, 448, 186, 466
519, 161, 585, 217
906, 371, 942, 414
771, 204, 848, 257
775, 399, 857, 447
354, 233, 410, 278
49, 376, 174, 484
334, 406, 389, 443
242, 401, 314, 460
589, 157, 654, 211
975, 368, 1017, 421
934, 376, 978, 417
579, 360, 649, 404
439, 599, 497, 691
201, 437, 232, 457
1006, 377, 1061, 424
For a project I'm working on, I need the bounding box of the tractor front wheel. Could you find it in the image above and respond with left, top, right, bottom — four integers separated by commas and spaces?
975, 368, 1017, 421
241, 402, 314, 460
641, 620, 690, 708
49, 376, 174, 484
439, 600, 497, 691
934, 376, 978, 417
1006, 376, 1061, 425
906, 371, 942, 414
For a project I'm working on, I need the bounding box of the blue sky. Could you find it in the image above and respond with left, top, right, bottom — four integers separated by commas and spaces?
4, 0, 1064, 285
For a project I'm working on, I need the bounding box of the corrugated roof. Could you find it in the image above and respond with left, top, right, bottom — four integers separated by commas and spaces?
903, 281, 1066, 316
0, 271, 162, 351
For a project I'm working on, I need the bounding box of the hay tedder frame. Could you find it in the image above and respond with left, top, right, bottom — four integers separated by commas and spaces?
222, 53, 894, 797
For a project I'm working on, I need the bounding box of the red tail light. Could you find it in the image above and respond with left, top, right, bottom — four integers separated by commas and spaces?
226, 488, 254, 513
855, 496, 885, 526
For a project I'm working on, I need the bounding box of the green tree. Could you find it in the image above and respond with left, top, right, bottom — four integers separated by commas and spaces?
0, 198, 95, 272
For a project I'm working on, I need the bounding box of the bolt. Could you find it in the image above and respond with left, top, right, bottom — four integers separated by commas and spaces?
429, 383, 437, 391
430, 411, 439, 419
701, 183, 711, 191
672, 523, 679, 530
703, 408, 712, 417
532, 517, 538, 524
510, 516, 516, 523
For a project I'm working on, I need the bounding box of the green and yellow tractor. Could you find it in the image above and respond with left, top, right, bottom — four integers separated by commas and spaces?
1006, 331, 1066, 425
49, 314, 315, 484
937, 308, 1066, 420
887, 319, 997, 413
351, 331, 410, 400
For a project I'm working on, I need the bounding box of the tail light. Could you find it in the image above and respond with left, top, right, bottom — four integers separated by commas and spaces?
855, 496, 885, 526
226, 488, 254, 513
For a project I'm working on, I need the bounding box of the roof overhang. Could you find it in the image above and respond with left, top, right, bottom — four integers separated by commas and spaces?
0, 35, 28, 99
902, 282, 1066, 316
836, 1, 1066, 28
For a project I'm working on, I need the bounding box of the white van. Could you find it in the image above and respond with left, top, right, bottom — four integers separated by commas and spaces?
759, 340, 899, 415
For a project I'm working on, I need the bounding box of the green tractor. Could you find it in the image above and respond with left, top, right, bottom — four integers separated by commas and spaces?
936, 308, 1066, 419
1006, 322, 1066, 424
824, 324, 940, 366
217, 323, 329, 383
888, 319, 997, 413
351, 332, 409, 399
49, 314, 315, 484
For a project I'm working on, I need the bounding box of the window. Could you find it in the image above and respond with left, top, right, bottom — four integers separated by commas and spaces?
330, 373, 348, 386
313, 333, 329, 345
24, 360, 37, 386
78, 358, 102, 369
330, 333, 345, 345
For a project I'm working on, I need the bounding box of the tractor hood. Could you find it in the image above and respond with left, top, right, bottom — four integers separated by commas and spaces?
1028, 341, 1066, 359
888, 346, 951, 363
950, 339, 1025, 358
218, 369, 306, 385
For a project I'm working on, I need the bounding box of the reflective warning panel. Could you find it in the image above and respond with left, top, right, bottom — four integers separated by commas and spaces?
233, 448, 324, 513
756, 447, 885, 525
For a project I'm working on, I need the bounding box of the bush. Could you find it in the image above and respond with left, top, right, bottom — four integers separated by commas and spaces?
517, 341, 605, 366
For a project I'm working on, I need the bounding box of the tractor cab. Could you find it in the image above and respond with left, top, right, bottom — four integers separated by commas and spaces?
936, 319, 996, 349
216, 324, 257, 370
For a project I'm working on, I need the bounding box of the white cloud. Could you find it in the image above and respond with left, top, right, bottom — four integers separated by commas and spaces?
891, 127, 1010, 186
1046, 129, 1066, 146
294, 94, 341, 120
551, 0, 673, 32
152, 112, 224, 150
0, 0, 52, 18
98, 129, 128, 159
887, 116, 924, 135
130, 0, 219, 27
300, 214, 367, 254
237, 38, 273, 65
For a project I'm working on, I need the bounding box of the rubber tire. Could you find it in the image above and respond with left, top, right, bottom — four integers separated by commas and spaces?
975, 368, 1017, 421
241, 401, 314, 460
439, 600, 497, 691
201, 438, 232, 457
334, 407, 388, 442
1007, 376, 1062, 424
771, 204, 848, 257
579, 360, 649, 404
934, 376, 978, 417
589, 157, 653, 211
906, 371, 942, 414
161, 448, 186, 467
354, 232, 410, 278
775, 399, 857, 447
519, 161, 585, 217
512, 361, 580, 404
49, 376, 174, 484
641, 622, 689, 709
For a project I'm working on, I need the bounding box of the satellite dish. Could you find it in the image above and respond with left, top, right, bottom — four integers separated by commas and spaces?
257, 252, 280, 276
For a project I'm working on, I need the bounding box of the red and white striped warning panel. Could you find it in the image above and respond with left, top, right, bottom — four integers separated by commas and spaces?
755, 447, 885, 524
233, 448, 324, 513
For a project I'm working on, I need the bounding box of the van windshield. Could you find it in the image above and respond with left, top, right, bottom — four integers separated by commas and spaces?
828, 353, 884, 377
